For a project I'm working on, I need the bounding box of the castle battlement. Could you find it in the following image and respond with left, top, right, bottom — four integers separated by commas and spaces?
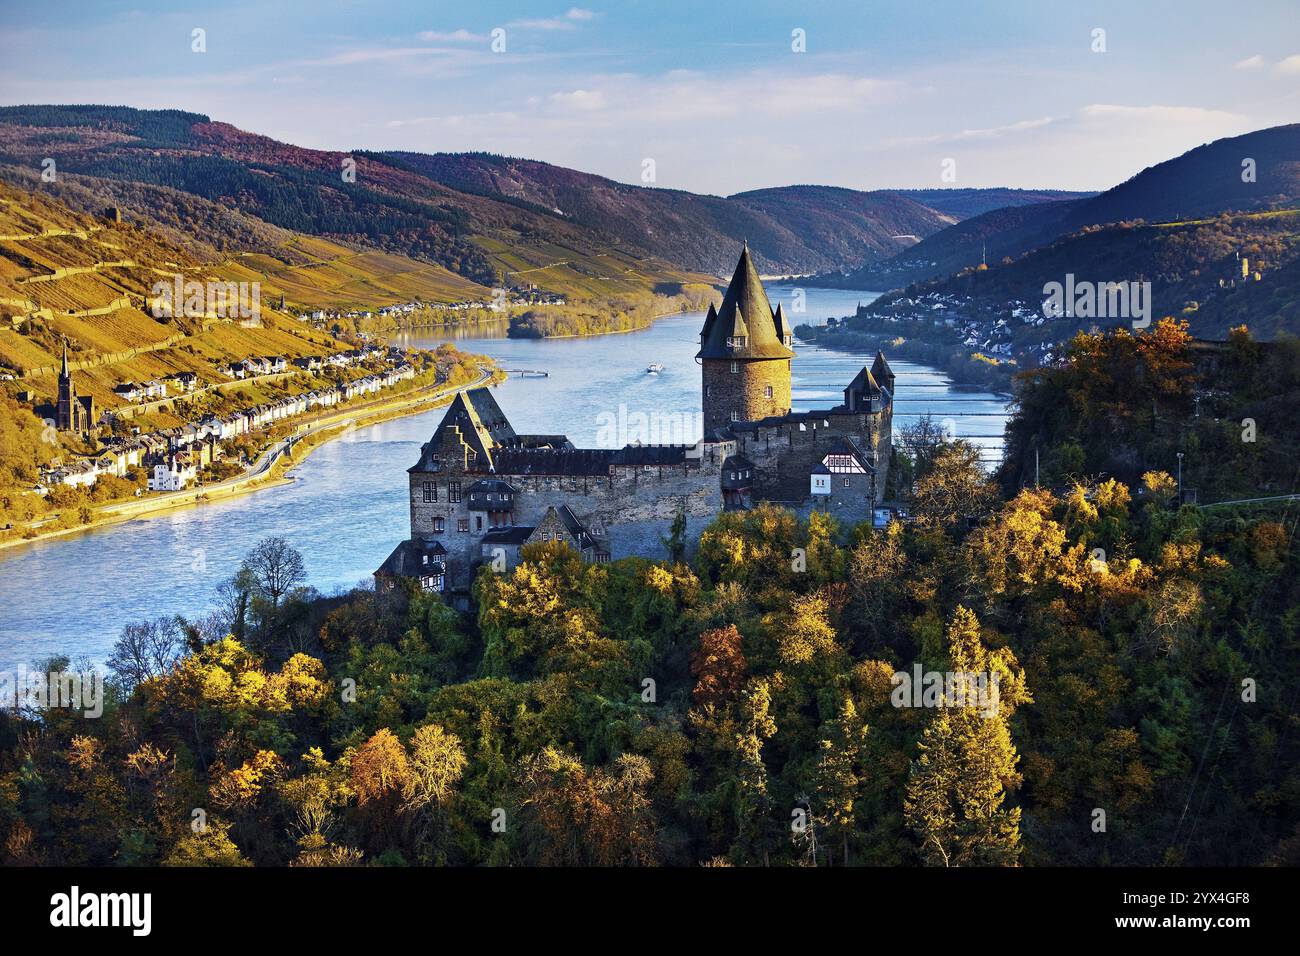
377, 245, 893, 607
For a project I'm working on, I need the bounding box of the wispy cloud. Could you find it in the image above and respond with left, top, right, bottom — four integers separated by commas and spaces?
416, 29, 485, 42
1274, 54, 1300, 75
508, 8, 597, 31
1234, 54, 1266, 70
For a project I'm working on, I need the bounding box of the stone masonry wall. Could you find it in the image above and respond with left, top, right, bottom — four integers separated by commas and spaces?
702, 357, 791, 432
410, 458, 723, 590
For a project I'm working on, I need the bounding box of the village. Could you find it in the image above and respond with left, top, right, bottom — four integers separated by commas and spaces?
292, 286, 567, 327
830, 250, 1269, 370
37, 341, 417, 495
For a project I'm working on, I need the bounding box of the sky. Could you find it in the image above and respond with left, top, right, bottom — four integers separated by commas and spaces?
0, 0, 1297, 195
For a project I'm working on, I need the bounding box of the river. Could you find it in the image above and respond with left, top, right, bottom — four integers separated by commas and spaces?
0, 286, 1010, 671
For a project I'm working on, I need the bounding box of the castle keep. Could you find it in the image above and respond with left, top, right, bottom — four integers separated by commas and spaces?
376, 245, 894, 605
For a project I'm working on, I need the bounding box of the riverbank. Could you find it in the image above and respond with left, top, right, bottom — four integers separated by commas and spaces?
796, 324, 1017, 394
0, 364, 502, 552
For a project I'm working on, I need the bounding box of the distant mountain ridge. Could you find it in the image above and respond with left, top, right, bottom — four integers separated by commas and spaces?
837, 124, 1300, 289
0, 105, 1084, 284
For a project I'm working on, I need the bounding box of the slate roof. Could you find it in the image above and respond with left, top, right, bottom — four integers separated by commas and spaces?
556, 504, 602, 550
482, 526, 535, 546
697, 244, 796, 361
871, 350, 895, 387
374, 539, 448, 578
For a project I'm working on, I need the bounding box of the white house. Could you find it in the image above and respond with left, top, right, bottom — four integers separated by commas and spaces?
148, 455, 197, 492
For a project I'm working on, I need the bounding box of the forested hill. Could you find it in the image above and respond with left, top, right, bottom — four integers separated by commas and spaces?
0, 105, 1079, 281
837, 124, 1300, 290
2, 321, 1296, 868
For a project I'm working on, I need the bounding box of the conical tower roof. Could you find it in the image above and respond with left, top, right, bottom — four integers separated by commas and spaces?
697, 243, 795, 360
870, 350, 894, 387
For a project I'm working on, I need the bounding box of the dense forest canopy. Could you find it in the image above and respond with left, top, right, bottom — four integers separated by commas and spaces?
1, 322, 1297, 867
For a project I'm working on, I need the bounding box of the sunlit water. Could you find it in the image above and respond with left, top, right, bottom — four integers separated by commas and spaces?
0, 287, 1009, 670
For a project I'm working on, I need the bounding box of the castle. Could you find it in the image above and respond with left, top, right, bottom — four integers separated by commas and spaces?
376, 245, 894, 606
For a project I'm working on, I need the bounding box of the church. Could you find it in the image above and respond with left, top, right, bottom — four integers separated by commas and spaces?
56, 340, 96, 435
376, 245, 894, 605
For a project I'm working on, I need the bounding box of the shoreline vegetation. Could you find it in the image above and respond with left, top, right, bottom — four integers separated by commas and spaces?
0, 358, 503, 552
796, 322, 1017, 393
507, 285, 718, 339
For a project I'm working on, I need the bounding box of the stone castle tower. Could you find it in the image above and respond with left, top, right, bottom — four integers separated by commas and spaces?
697, 243, 795, 432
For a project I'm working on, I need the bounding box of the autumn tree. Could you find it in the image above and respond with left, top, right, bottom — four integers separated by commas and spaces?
904, 606, 1028, 866
815, 695, 869, 865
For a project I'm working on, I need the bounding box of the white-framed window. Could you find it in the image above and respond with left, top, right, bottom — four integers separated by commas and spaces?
764, 385, 773, 399
730, 361, 739, 373
731, 410, 740, 422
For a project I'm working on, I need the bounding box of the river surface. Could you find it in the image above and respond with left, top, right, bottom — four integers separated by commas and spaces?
0, 286, 1010, 671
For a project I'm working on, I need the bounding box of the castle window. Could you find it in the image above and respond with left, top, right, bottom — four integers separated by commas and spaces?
432, 517, 445, 533
476, 515, 483, 531
448, 481, 461, 502
731, 410, 739, 422
765, 385, 773, 399
727, 336, 747, 349
843, 477, 851, 487
422, 481, 437, 503
458, 518, 469, 533
730, 361, 739, 374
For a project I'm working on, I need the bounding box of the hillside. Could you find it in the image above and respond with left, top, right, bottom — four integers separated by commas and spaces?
888, 187, 1093, 220
866, 207, 1300, 341
0, 106, 709, 300
837, 124, 1300, 289
392, 152, 993, 273
0, 180, 377, 418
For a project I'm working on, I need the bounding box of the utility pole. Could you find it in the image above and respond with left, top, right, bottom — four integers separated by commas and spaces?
1177, 451, 1184, 505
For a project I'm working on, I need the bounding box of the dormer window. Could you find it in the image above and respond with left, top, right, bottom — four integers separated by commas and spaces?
784, 334, 792, 346
726, 336, 747, 349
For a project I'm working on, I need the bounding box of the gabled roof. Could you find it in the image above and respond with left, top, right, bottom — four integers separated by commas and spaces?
822, 436, 876, 472
482, 526, 535, 546
697, 244, 796, 361
846, 365, 880, 395
412, 387, 515, 472
556, 504, 600, 550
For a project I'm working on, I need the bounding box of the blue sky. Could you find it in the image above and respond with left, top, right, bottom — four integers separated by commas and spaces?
1, 0, 1297, 194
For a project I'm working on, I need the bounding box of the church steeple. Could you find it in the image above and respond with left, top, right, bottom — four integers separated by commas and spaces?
60, 337, 70, 380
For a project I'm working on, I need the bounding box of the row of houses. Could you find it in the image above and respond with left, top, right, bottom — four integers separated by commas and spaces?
110, 371, 200, 404
40, 361, 417, 493
300, 288, 567, 325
